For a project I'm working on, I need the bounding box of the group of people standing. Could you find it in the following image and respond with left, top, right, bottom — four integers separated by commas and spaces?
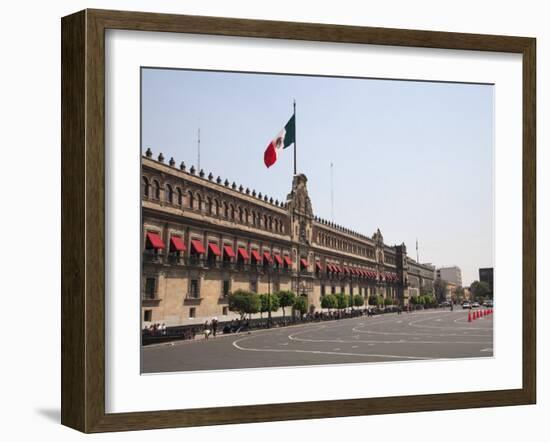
203, 317, 218, 339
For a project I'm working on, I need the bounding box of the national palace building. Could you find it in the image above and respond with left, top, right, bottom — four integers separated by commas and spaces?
141, 149, 436, 326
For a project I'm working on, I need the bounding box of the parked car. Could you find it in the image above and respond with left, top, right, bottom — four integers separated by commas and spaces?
483, 300, 494, 307
471, 302, 480, 308
462, 302, 471, 309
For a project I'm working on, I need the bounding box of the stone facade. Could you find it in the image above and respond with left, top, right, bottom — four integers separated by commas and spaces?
141, 152, 436, 325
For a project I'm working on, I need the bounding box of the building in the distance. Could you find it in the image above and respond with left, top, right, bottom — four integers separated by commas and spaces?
141, 150, 436, 326
479, 267, 494, 296
436, 266, 463, 287
405, 259, 436, 299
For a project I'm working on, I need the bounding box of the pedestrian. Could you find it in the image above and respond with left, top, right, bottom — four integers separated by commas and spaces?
204, 320, 211, 340
211, 317, 218, 337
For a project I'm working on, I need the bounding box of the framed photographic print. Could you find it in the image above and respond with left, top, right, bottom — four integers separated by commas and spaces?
61, 9, 536, 433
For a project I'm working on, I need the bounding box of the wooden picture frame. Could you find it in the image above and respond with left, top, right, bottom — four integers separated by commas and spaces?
61, 9, 536, 433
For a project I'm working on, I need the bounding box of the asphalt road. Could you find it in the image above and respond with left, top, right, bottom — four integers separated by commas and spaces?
141, 309, 493, 373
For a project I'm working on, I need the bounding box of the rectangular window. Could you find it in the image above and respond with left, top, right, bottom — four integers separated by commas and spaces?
341, 285, 346, 294
143, 309, 152, 322
222, 280, 231, 297
272, 280, 280, 293
189, 307, 196, 318
331, 286, 336, 295
350, 285, 354, 295
250, 279, 258, 293
222, 306, 229, 316
145, 277, 156, 299
321, 284, 326, 296
189, 279, 200, 298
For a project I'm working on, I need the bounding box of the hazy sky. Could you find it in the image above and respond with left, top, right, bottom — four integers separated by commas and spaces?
141, 68, 494, 286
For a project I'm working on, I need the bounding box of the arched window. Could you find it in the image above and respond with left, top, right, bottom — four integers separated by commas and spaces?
165, 184, 173, 204
223, 202, 229, 218
153, 180, 160, 200
230, 204, 235, 221
268, 216, 273, 231
197, 194, 203, 212
176, 187, 183, 206
214, 199, 220, 216
142, 177, 149, 198
245, 209, 249, 224
206, 197, 212, 215
238, 207, 244, 223
188, 190, 194, 209
264, 215, 268, 229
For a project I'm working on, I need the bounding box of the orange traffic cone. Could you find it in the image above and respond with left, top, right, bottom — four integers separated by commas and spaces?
468, 311, 472, 322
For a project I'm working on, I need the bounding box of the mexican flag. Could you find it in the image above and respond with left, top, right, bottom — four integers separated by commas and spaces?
263, 114, 295, 168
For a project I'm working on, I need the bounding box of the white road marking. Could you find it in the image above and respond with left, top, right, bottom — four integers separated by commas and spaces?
232, 337, 430, 359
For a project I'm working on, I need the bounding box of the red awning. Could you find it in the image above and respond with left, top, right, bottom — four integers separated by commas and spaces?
146, 232, 165, 249
208, 243, 221, 256
237, 247, 249, 260
283, 255, 292, 267
263, 252, 273, 263
334, 265, 342, 273
274, 254, 283, 265
316, 262, 323, 271
344, 267, 350, 274
223, 245, 235, 258
300, 258, 309, 268
190, 239, 205, 254
251, 250, 261, 262
169, 236, 185, 252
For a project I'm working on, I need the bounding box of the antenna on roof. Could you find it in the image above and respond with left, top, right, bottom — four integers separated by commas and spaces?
330, 162, 334, 222
197, 127, 201, 171
416, 238, 419, 262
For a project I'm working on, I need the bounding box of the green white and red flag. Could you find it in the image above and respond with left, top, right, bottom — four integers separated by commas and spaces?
263, 114, 296, 168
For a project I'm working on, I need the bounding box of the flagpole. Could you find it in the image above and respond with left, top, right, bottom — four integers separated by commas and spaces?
330, 162, 334, 222
293, 99, 297, 175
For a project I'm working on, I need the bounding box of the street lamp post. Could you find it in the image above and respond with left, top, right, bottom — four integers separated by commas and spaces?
350, 274, 355, 316
267, 267, 272, 328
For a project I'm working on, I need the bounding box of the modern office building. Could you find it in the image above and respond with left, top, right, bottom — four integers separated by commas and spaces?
479, 267, 494, 297
436, 266, 463, 287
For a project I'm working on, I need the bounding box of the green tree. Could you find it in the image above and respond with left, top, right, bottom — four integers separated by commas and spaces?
453, 286, 465, 303
228, 289, 260, 319
293, 295, 308, 318
410, 295, 419, 305
321, 294, 337, 310
353, 294, 365, 307
335, 293, 348, 315
277, 290, 296, 322
259, 293, 280, 318
384, 297, 393, 306
470, 280, 491, 301
434, 278, 448, 303
368, 294, 378, 306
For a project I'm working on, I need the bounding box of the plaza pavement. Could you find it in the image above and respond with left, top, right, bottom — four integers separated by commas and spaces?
141, 309, 494, 373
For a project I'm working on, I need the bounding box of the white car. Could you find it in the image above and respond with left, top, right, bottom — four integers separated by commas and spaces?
471, 302, 480, 308
462, 302, 471, 309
